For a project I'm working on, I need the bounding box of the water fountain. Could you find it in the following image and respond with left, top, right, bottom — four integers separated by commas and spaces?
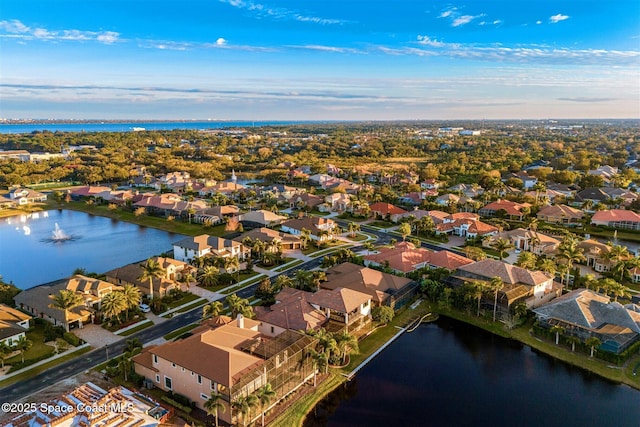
51, 223, 72, 242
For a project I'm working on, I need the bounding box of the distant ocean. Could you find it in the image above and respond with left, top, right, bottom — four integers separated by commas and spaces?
0, 120, 323, 134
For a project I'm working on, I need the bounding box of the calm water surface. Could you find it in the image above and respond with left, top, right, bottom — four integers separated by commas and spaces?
0, 210, 185, 289
306, 317, 640, 427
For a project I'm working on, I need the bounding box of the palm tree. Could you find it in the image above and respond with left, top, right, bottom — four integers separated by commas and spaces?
491, 238, 514, 260
125, 338, 142, 354
121, 284, 142, 321
180, 271, 196, 290
608, 281, 631, 302
465, 280, 487, 317
204, 391, 227, 427
138, 258, 165, 300
198, 265, 221, 288
231, 396, 249, 427
256, 384, 276, 427
398, 222, 412, 241
118, 351, 134, 382
335, 331, 359, 365
0, 341, 12, 368
515, 251, 537, 270
300, 228, 312, 249
347, 221, 360, 238
556, 239, 585, 288
273, 274, 293, 290
224, 257, 241, 282
537, 258, 557, 276
203, 301, 224, 319
489, 277, 504, 322
14, 335, 32, 363
604, 244, 631, 281
101, 291, 128, 323
586, 336, 601, 357
566, 335, 581, 352
49, 289, 84, 332
307, 348, 327, 387
191, 255, 207, 269
550, 325, 565, 345
226, 294, 250, 319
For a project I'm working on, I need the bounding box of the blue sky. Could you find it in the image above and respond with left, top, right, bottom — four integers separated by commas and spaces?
1, 0, 639, 120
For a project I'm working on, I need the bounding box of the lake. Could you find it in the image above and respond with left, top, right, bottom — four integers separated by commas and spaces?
306, 317, 640, 427
0, 210, 185, 289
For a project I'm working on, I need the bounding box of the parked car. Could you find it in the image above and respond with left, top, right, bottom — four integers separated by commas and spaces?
139, 303, 151, 313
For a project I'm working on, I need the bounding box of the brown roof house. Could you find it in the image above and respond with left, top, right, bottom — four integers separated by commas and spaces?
234, 227, 302, 251
321, 262, 417, 308
0, 304, 31, 347
478, 199, 531, 220
369, 202, 408, 222
576, 239, 617, 273
14, 275, 121, 331
238, 209, 288, 227
435, 213, 499, 240
105, 257, 196, 299
453, 259, 562, 309
133, 315, 317, 426
591, 209, 640, 231
533, 289, 640, 354
483, 228, 561, 256
363, 241, 474, 273
537, 204, 584, 225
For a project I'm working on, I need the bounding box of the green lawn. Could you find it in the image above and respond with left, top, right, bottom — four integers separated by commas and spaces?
367, 221, 394, 229
346, 232, 369, 242
5, 327, 56, 369
161, 298, 207, 317
165, 292, 202, 309
257, 258, 295, 270
274, 259, 304, 272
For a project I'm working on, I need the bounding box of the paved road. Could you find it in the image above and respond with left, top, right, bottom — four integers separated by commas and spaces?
0, 220, 455, 403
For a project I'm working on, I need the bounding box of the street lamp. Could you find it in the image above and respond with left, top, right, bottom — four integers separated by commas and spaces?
105, 344, 109, 360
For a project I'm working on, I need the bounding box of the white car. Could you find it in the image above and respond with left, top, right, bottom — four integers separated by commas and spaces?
139, 303, 151, 313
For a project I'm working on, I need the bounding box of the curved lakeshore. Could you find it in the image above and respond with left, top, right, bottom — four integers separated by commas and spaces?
271, 301, 639, 427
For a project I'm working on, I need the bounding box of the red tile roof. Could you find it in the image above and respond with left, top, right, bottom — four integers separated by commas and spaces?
369, 202, 408, 216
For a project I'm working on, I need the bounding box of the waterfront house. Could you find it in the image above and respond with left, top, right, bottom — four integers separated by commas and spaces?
14, 275, 122, 331
453, 259, 561, 309
133, 315, 316, 426
577, 239, 616, 273
173, 235, 250, 265
321, 262, 417, 308
537, 204, 584, 225
7, 188, 47, 205
533, 288, 640, 354
591, 209, 640, 231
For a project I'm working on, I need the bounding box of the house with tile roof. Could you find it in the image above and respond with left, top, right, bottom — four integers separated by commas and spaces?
483, 228, 561, 256
537, 204, 584, 225
133, 315, 316, 425
453, 259, 561, 309
321, 262, 417, 308
577, 239, 616, 273
369, 202, 408, 222
280, 216, 337, 241
478, 199, 531, 220
254, 288, 328, 334
104, 257, 196, 299
234, 227, 302, 251
533, 288, 640, 354
591, 209, 640, 231
435, 214, 499, 240
0, 304, 31, 347
6, 188, 47, 205
239, 209, 288, 227
363, 241, 474, 273
14, 275, 122, 331
173, 234, 250, 264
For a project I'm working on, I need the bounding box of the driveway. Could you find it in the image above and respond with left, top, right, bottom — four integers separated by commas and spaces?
73, 324, 122, 348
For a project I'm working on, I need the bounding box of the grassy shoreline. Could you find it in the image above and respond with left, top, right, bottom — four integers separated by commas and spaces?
272, 300, 640, 426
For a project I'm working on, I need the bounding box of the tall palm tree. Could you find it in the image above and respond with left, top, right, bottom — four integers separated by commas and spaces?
118, 351, 134, 382
14, 335, 32, 363
603, 243, 631, 281
550, 325, 565, 345
515, 251, 537, 270
224, 257, 241, 282
179, 271, 196, 290
489, 277, 504, 322
335, 331, 359, 365
556, 240, 585, 288
198, 265, 220, 288
586, 336, 601, 357
202, 301, 224, 319
273, 274, 293, 290
398, 222, 412, 241
125, 338, 142, 354
537, 258, 557, 276
231, 396, 249, 427
256, 384, 276, 427
347, 222, 360, 238
204, 391, 227, 427
465, 280, 487, 317
49, 289, 84, 332
300, 228, 312, 249
120, 284, 142, 321
307, 348, 327, 387
225, 294, 250, 319
138, 258, 165, 300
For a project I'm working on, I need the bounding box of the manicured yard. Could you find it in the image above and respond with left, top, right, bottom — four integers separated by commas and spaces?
368, 221, 394, 229
117, 320, 153, 336
165, 292, 201, 309
274, 259, 304, 272
4, 326, 61, 370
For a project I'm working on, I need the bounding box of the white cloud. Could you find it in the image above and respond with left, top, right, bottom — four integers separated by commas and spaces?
493, 20, 502, 25
219, 0, 345, 25
439, 8, 456, 19
536, 21, 542, 25
452, 15, 476, 27
416, 35, 447, 48
549, 14, 570, 24
0, 19, 119, 44
216, 38, 227, 46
